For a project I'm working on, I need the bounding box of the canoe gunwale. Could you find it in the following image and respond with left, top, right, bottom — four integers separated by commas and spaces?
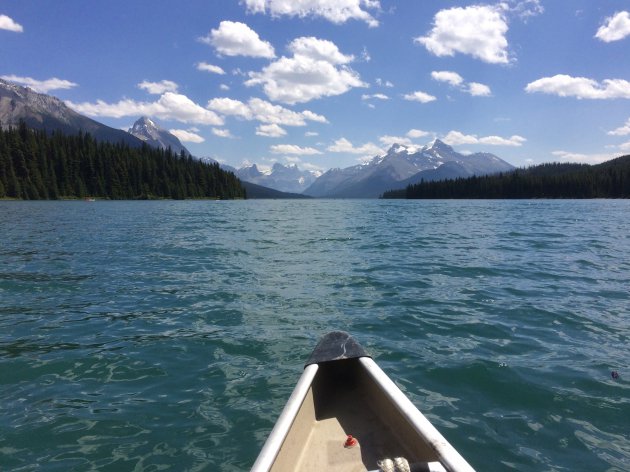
359, 357, 475, 472
250, 363, 319, 472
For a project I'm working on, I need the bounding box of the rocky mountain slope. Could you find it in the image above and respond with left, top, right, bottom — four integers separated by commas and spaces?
128, 116, 190, 156
235, 162, 319, 194
0, 78, 142, 147
304, 140, 515, 198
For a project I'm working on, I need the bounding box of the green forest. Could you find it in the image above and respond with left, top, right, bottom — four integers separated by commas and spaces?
382, 157, 630, 199
0, 122, 245, 200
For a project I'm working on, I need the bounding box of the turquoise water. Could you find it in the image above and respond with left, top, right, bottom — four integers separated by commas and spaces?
1, 200, 629, 471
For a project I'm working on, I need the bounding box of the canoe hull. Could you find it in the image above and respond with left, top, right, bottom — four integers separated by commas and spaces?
252, 333, 475, 472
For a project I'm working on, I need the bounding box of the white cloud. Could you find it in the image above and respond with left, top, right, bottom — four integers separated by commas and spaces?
403, 91, 436, 103
242, 0, 381, 27
207, 97, 253, 119
407, 129, 430, 138
468, 82, 492, 96
506, 0, 544, 21
431, 70, 464, 86
379, 135, 415, 149
443, 130, 526, 146
525, 74, 630, 99
169, 129, 205, 143
361, 93, 389, 100
595, 11, 630, 42
608, 118, 630, 136
416, 5, 509, 64
327, 137, 383, 156
138, 80, 178, 94
245, 36, 366, 104
551, 150, 616, 165
0, 14, 22, 32
305, 131, 319, 137
196, 62, 226, 75
67, 92, 224, 126
1, 75, 77, 93
219, 84, 230, 91
207, 97, 327, 128
376, 78, 394, 88
288, 36, 354, 64
270, 144, 322, 155
212, 128, 234, 138
618, 141, 630, 152
256, 123, 287, 137
199, 21, 275, 58
431, 71, 491, 97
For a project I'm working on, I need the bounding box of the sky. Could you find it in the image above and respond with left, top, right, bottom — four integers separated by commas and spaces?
2, 0, 630, 173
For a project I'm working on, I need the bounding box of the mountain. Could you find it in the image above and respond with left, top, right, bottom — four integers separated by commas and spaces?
383, 155, 630, 199
128, 116, 190, 156
304, 140, 515, 198
0, 78, 143, 147
241, 180, 312, 199
236, 162, 319, 193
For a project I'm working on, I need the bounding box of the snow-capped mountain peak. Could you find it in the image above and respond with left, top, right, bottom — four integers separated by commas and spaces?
128, 116, 190, 156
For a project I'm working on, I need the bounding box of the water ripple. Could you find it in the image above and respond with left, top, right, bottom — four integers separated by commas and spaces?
1, 200, 629, 471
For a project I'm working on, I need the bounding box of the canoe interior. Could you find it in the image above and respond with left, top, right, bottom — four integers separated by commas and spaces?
271, 358, 440, 471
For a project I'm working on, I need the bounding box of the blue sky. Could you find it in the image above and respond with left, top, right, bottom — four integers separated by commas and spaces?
2, 1, 630, 172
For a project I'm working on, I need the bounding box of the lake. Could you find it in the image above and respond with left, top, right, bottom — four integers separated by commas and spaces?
1, 200, 629, 471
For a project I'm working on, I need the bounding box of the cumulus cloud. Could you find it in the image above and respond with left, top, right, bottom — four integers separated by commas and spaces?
288, 36, 354, 64
67, 92, 224, 126
608, 118, 630, 136
361, 93, 389, 100
403, 91, 436, 103
212, 128, 234, 138
270, 144, 322, 155
169, 129, 205, 143
552, 150, 616, 165
199, 21, 275, 58
525, 74, 630, 99
407, 129, 431, 138
595, 11, 630, 42
207, 97, 254, 119
468, 82, 492, 96
618, 141, 630, 152
431, 71, 464, 87
196, 62, 226, 75
207, 97, 327, 127
245, 36, 366, 104
138, 80, 178, 94
443, 130, 526, 146
242, 0, 381, 27
506, 0, 544, 21
0, 14, 23, 32
1, 75, 77, 93
256, 123, 287, 137
415, 5, 509, 64
375, 78, 394, 88
379, 135, 416, 149
430, 71, 491, 97
327, 137, 383, 156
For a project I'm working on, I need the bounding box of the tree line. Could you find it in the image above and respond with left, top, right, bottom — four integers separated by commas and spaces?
382, 158, 630, 199
0, 122, 245, 200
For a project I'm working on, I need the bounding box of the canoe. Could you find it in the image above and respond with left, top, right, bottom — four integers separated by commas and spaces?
251, 331, 476, 472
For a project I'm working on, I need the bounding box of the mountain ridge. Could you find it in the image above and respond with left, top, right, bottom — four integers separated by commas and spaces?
128, 116, 190, 156
0, 78, 143, 147
304, 140, 515, 198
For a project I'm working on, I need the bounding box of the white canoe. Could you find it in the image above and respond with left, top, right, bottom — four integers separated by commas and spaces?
252, 331, 476, 472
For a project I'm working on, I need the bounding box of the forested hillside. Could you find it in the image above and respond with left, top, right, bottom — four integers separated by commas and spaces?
382, 158, 630, 199
0, 123, 245, 200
